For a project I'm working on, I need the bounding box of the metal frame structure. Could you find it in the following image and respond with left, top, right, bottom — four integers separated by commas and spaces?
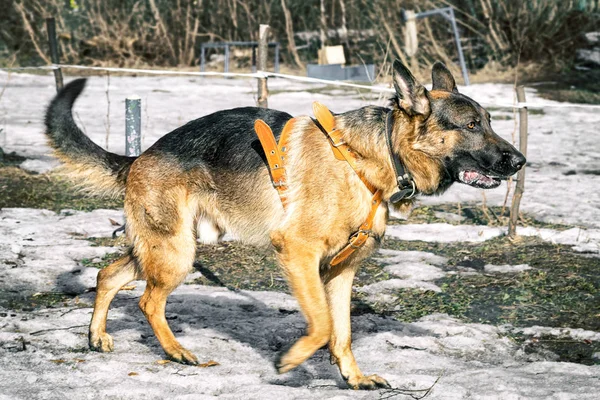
402, 7, 470, 86
200, 41, 280, 73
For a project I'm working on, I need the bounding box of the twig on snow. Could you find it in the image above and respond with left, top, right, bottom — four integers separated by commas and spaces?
379, 371, 444, 400
30, 324, 87, 336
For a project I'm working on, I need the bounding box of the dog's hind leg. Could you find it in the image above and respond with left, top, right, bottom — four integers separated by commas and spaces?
272, 232, 332, 373
323, 264, 391, 390
89, 251, 140, 352
124, 154, 205, 364
135, 201, 199, 364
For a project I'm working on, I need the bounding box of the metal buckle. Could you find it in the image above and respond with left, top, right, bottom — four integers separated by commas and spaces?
402, 179, 417, 199
348, 229, 372, 248
329, 134, 346, 148
390, 180, 416, 203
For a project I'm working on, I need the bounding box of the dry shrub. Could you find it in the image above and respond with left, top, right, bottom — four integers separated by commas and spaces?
1, 0, 598, 75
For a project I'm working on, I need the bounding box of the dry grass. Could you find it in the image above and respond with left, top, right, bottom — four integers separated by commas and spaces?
3, 0, 597, 78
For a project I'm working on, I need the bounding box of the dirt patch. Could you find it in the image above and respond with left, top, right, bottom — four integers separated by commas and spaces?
0, 166, 123, 212
532, 69, 600, 104
390, 203, 571, 230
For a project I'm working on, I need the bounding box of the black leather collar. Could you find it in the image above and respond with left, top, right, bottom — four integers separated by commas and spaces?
385, 111, 417, 204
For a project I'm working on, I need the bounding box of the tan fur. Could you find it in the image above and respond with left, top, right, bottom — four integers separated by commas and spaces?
53, 152, 126, 198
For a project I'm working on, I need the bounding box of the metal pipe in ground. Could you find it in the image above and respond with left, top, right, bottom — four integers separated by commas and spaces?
114, 96, 141, 238
257, 24, 270, 108
45, 17, 64, 92
508, 86, 528, 238
448, 8, 470, 86
125, 96, 141, 157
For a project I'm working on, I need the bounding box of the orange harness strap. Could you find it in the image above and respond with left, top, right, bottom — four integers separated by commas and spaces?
312, 102, 383, 266
254, 103, 382, 266
312, 102, 377, 193
254, 118, 295, 209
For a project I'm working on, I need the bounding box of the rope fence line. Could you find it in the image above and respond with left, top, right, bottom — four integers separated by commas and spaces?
1, 64, 600, 110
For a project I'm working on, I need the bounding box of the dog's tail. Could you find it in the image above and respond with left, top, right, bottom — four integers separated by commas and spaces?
45, 79, 136, 197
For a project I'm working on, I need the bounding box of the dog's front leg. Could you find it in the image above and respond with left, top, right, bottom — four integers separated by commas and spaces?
273, 233, 332, 373
324, 264, 391, 390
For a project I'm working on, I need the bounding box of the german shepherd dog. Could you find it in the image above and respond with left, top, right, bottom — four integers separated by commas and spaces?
45, 60, 525, 389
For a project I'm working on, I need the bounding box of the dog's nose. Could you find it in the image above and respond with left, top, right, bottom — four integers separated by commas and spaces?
509, 151, 526, 171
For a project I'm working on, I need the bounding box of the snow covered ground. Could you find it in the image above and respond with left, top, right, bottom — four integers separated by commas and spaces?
1, 71, 599, 398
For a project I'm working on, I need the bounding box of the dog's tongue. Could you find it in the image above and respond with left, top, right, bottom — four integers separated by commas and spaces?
460, 170, 500, 188
463, 171, 480, 182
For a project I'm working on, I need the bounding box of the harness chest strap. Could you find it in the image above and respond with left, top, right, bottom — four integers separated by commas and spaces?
312, 102, 377, 193
329, 189, 383, 266
312, 102, 383, 266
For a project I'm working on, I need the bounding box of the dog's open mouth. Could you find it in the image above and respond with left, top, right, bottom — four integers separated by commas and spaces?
458, 170, 502, 189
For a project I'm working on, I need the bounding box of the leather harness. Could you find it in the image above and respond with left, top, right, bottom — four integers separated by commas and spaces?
254, 102, 415, 266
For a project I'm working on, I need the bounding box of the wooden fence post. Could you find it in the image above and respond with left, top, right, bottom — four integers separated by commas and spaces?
508, 86, 528, 238
45, 17, 64, 92
257, 24, 270, 108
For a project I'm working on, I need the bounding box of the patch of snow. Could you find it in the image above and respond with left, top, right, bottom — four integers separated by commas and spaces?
19, 157, 60, 174
434, 211, 466, 223
506, 326, 600, 342
357, 250, 448, 296
0, 208, 124, 296
386, 223, 503, 243
377, 249, 448, 266
358, 278, 443, 296
484, 264, 531, 273
385, 223, 600, 254
384, 262, 446, 281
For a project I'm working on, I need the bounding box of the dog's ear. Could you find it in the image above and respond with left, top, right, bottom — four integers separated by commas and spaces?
392, 60, 431, 117
431, 62, 458, 93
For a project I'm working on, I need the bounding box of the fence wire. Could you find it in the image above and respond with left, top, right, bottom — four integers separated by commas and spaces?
1, 64, 600, 110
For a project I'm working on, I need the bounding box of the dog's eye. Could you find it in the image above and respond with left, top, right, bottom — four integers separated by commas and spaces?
466, 121, 476, 130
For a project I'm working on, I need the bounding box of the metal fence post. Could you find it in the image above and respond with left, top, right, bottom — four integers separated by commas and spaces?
45, 17, 64, 92
125, 96, 141, 157
257, 24, 270, 108
112, 96, 142, 238
448, 8, 470, 86
402, 7, 470, 86
508, 86, 528, 238
200, 44, 206, 72
224, 44, 230, 73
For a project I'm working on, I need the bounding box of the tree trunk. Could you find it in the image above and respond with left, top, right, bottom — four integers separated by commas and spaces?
281, 0, 304, 70
338, 0, 351, 63
320, 0, 327, 47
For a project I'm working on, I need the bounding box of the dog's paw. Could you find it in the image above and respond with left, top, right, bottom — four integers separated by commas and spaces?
275, 335, 327, 374
346, 374, 391, 390
276, 360, 297, 374
166, 347, 199, 366
274, 350, 297, 374
89, 332, 114, 353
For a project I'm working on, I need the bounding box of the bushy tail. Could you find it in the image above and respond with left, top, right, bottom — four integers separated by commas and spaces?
45, 79, 136, 197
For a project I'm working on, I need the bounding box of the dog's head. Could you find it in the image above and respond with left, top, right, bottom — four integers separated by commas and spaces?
390, 60, 526, 191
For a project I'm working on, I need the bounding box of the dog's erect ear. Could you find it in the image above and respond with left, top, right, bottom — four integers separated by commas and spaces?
431, 62, 458, 93
392, 60, 431, 117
